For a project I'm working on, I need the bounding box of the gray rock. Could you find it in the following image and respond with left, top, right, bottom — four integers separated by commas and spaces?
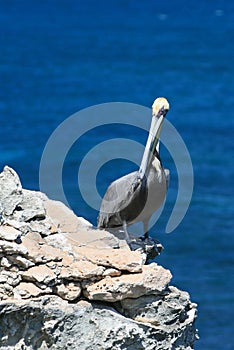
118, 286, 198, 347
0, 295, 197, 350
12, 190, 46, 222
0, 166, 23, 216
0, 240, 28, 255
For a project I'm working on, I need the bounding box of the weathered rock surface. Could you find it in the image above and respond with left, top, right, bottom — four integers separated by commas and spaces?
0, 296, 197, 350
0, 166, 23, 216
83, 264, 172, 302
0, 166, 198, 349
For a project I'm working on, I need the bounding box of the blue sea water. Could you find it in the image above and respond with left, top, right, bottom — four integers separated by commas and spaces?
0, 1, 234, 348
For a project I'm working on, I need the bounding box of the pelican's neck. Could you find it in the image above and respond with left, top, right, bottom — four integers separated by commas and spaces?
139, 140, 160, 179
138, 114, 164, 180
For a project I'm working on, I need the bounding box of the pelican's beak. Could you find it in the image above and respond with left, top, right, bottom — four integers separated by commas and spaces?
150, 105, 169, 152
139, 98, 169, 179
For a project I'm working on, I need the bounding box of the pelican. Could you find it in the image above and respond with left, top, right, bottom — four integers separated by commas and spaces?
97, 97, 170, 242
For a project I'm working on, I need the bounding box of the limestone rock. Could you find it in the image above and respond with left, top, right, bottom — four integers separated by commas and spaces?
56, 282, 81, 301
83, 263, 172, 302
0, 270, 22, 299
8, 255, 35, 269
0, 166, 198, 349
0, 257, 12, 268
44, 198, 93, 232
22, 265, 56, 284
0, 166, 23, 216
0, 240, 28, 255
14, 282, 44, 299
0, 296, 197, 350
103, 268, 122, 277
60, 259, 105, 280
22, 233, 63, 264
74, 246, 143, 273
119, 286, 197, 329
12, 189, 46, 222
0, 225, 21, 241
44, 198, 127, 249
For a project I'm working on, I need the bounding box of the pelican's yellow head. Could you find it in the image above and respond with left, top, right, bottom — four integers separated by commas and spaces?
152, 97, 170, 117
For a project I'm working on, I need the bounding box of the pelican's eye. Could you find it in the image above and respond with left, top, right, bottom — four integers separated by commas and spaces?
158, 106, 168, 116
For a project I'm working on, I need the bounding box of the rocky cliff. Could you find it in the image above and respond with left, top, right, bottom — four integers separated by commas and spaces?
0, 166, 198, 349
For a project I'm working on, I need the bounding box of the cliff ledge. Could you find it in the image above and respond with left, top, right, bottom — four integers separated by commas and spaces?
0, 166, 198, 350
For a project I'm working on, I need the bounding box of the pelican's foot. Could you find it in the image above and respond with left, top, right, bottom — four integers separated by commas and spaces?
129, 236, 164, 261
127, 238, 137, 249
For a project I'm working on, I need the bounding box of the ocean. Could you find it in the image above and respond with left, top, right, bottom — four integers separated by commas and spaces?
0, 1, 233, 349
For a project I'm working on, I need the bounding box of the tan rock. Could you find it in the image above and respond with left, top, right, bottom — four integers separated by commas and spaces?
22, 234, 63, 264
134, 315, 161, 327
61, 260, 105, 280
24, 231, 44, 243
73, 246, 143, 273
56, 282, 81, 301
22, 265, 56, 284
44, 198, 126, 250
44, 199, 92, 233
21, 235, 41, 261
83, 263, 172, 302
45, 233, 73, 253
61, 254, 74, 267
14, 282, 43, 299
65, 229, 124, 250
39, 244, 63, 262
103, 268, 121, 277
0, 225, 21, 241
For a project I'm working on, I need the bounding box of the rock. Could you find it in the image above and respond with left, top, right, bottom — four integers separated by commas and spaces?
0, 166, 23, 216
0, 240, 28, 255
0, 270, 22, 299
119, 286, 197, 328
56, 282, 81, 301
60, 259, 105, 280
8, 255, 35, 269
22, 265, 56, 284
12, 189, 46, 222
0, 296, 197, 350
103, 268, 122, 277
26, 218, 56, 236
66, 228, 124, 249
44, 198, 127, 249
14, 282, 44, 299
0, 166, 198, 349
44, 198, 93, 232
1, 257, 12, 268
83, 263, 172, 302
0, 225, 21, 241
74, 246, 143, 273
21, 233, 63, 264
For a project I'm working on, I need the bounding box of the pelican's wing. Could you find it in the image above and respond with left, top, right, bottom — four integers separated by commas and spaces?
97, 171, 140, 228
